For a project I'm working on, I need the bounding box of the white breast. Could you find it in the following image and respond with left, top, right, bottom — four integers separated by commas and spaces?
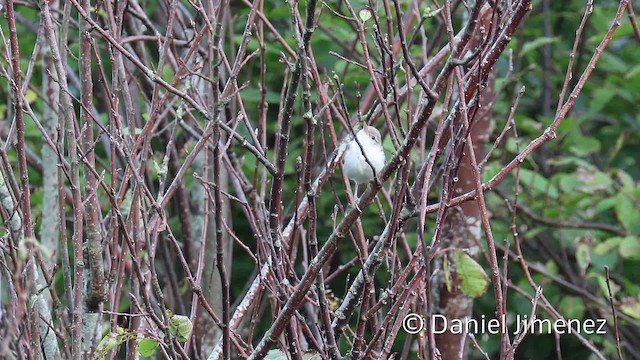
343, 130, 385, 184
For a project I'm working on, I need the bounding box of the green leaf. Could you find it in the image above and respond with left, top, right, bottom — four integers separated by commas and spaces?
122, 127, 143, 136
559, 296, 585, 319
505, 138, 520, 154
302, 352, 323, 359
594, 237, 623, 255
167, 310, 193, 342
358, 7, 372, 22
598, 52, 629, 73
576, 169, 612, 192
25, 89, 38, 104
589, 273, 619, 298
266, 6, 289, 19
568, 136, 601, 157
576, 242, 591, 274
620, 295, 640, 319
587, 87, 616, 115
423, 6, 442, 18
153, 157, 168, 178
617, 170, 635, 194
545, 260, 559, 275
619, 236, 640, 260
138, 339, 159, 357
518, 169, 559, 198
94, 328, 130, 360
454, 249, 489, 298
265, 349, 289, 360
594, 196, 618, 214
240, 87, 282, 104
625, 64, 640, 79
521, 36, 559, 56
615, 194, 640, 235
558, 173, 580, 193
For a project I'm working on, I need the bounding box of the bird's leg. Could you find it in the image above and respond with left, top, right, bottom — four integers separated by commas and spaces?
352, 183, 362, 212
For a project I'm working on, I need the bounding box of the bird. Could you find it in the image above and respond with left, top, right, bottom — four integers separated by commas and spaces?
342, 123, 385, 201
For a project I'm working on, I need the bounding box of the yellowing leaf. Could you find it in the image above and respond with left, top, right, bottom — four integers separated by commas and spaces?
167, 311, 193, 342
454, 250, 489, 298
25, 89, 38, 104
95, 327, 132, 360
358, 8, 372, 22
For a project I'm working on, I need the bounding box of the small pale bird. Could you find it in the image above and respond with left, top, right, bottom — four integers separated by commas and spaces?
343, 123, 385, 198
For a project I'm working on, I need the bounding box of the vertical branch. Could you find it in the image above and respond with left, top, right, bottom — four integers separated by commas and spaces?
34, 7, 64, 354
263, 0, 320, 356
212, 112, 230, 360
5, 0, 39, 357
0, 169, 22, 348
41, 0, 61, 268
268, 12, 302, 257
80, 0, 105, 352
126, 193, 137, 355
68, 83, 85, 360
6, 0, 32, 242
434, 2, 498, 358
101, 2, 125, 337
604, 266, 625, 360
210, 18, 231, 359
269, 0, 318, 260
300, 47, 340, 359
41, 1, 85, 356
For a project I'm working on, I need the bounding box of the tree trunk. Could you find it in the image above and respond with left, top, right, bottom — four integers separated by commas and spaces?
435, 7, 496, 358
